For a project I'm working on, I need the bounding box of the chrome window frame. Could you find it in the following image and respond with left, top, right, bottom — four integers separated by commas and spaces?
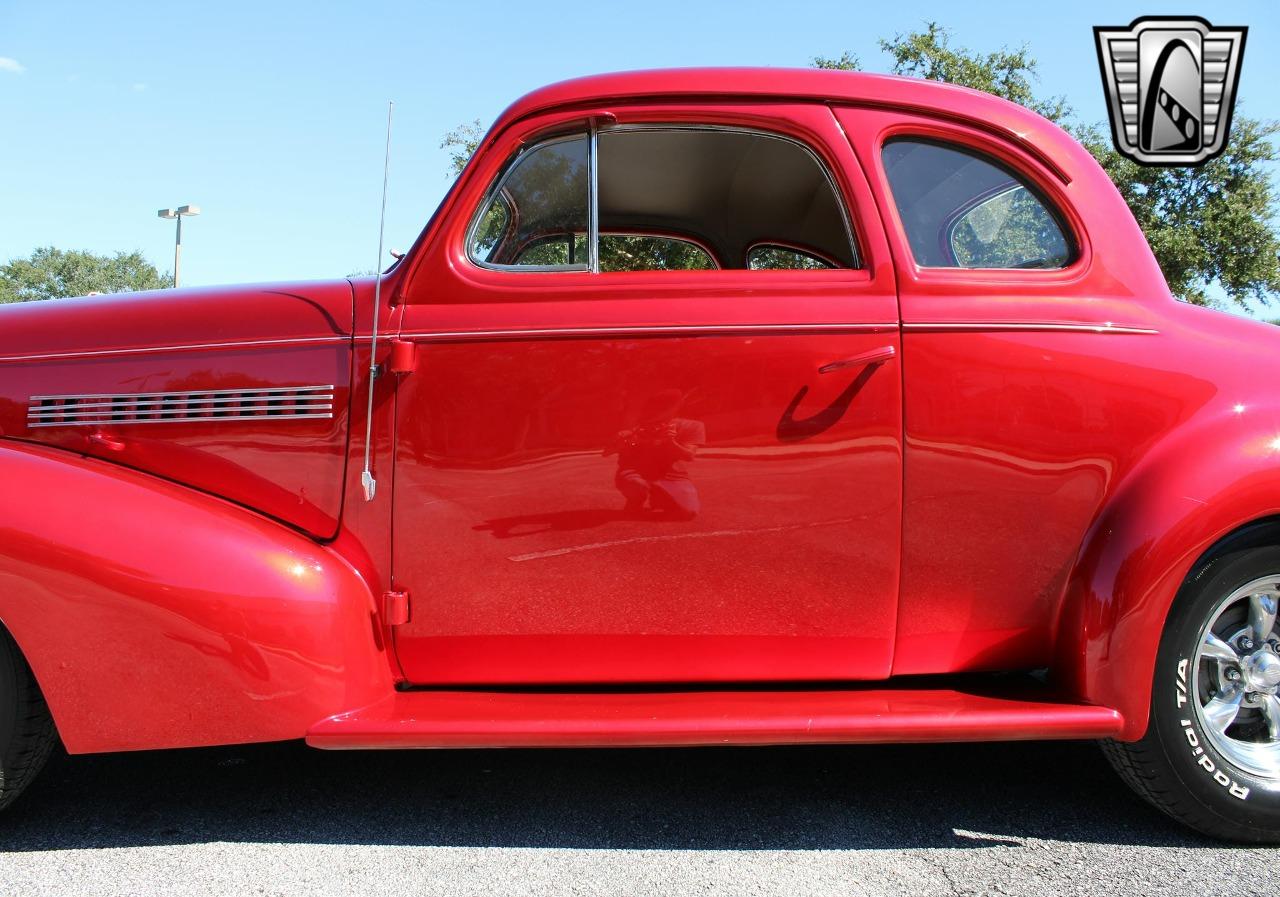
745, 241, 839, 270
464, 123, 861, 274
882, 136, 1078, 271
465, 131, 593, 273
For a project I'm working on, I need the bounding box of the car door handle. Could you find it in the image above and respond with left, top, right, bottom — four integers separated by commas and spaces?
818, 344, 896, 374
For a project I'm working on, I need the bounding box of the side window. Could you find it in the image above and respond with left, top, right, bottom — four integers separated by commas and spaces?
881, 139, 1073, 270
468, 126, 857, 271
468, 134, 589, 269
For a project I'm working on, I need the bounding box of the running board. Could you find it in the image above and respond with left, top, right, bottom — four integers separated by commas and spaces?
306, 683, 1124, 749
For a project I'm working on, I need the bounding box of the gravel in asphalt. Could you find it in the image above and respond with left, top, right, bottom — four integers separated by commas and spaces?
0, 739, 1277, 896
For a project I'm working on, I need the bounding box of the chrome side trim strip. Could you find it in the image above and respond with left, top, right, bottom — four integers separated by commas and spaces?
903, 321, 1159, 335
28, 413, 335, 429
0, 335, 349, 365
398, 320, 1156, 342
29, 403, 332, 419
2, 320, 1154, 365
29, 384, 335, 402
400, 323, 897, 342
28, 383, 335, 401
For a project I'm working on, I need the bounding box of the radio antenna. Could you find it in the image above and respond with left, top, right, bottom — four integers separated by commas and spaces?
360, 100, 393, 502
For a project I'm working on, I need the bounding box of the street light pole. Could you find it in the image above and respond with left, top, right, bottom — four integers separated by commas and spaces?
157, 204, 200, 288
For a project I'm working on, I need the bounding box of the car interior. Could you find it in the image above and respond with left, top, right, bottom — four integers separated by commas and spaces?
468, 126, 857, 271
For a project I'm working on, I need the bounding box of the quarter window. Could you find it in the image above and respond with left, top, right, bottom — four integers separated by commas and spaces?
469, 126, 857, 271
747, 245, 833, 270
469, 134, 590, 269
882, 139, 1073, 269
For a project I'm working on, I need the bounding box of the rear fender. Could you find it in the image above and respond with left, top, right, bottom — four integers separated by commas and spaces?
1057, 409, 1280, 739
0, 442, 393, 753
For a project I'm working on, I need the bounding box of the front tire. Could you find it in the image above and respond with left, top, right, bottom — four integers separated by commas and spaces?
1103, 546, 1280, 842
0, 628, 56, 811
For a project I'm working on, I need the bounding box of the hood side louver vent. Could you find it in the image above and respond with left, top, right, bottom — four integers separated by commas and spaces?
27, 385, 334, 428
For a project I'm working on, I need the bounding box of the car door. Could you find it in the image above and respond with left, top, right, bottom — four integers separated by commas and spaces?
836, 106, 1177, 677
390, 103, 902, 684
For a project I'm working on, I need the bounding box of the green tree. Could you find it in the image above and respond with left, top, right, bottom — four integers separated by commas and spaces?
816, 24, 1280, 306
0, 247, 169, 303
1075, 120, 1280, 305
442, 119, 485, 177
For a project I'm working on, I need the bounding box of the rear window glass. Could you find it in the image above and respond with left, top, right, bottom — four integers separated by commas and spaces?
516, 234, 717, 271
747, 245, 833, 270
881, 139, 1073, 269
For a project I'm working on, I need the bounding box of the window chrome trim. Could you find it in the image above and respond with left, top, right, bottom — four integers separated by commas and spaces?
588, 122, 600, 274
600, 123, 861, 270
745, 240, 838, 270
882, 136, 1079, 271
464, 123, 861, 274
464, 132, 592, 273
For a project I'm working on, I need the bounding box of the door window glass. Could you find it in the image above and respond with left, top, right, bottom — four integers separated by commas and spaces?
468, 134, 590, 269
468, 126, 857, 271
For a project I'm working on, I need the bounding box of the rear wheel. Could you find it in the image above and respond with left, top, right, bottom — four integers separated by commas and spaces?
1103, 546, 1280, 841
0, 628, 56, 811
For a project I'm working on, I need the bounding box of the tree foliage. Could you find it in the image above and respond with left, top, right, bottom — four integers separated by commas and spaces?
1075, 120, 1280, 305
816, 24, 1280, 307
0, 247, 169, 303
442, 119, 485, 178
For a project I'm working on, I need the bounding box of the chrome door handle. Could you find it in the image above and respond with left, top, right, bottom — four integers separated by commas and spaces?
818, 344, 896, 374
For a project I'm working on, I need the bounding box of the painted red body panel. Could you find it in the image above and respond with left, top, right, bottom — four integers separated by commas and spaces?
0, 282, 355, 539
0, 68, 1275, 752
0, 441, 392, 753
306, 686, 1123, 749
390, 101, 904, 684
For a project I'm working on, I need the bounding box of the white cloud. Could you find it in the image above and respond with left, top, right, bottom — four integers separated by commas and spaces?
0, 57, 25, 75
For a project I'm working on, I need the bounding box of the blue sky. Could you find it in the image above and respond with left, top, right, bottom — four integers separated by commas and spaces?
1, 0, 1277, 298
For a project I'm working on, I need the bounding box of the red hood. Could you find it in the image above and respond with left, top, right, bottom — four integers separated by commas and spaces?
0, 280, 354, 362
0, 280, 356, 539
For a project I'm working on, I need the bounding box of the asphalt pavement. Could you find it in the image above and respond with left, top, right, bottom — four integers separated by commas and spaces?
0, 738, 1277, 896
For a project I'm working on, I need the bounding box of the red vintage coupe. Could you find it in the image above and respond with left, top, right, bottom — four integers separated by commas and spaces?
2, 68, 1278, 841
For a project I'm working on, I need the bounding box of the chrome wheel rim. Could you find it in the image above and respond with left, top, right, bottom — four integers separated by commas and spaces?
1192, 574, 1280, 779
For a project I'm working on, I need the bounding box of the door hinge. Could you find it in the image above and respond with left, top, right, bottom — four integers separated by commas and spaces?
382, 590, 410, 625
388, 339, 417, 376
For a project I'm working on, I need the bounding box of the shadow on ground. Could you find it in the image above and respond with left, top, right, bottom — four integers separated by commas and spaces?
0, 740, 1205, 852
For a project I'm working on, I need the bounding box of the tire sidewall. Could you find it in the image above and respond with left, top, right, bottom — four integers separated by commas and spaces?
0, 634, 16, 787
1152, 547, 1280, 831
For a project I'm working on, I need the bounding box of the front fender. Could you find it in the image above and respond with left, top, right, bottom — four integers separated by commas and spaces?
1057, 408, 1280, 740
0, 441, 393, 753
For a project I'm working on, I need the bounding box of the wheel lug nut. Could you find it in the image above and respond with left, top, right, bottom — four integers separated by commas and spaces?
1228, 669, 1242, 681
1241, 637, 1255, 651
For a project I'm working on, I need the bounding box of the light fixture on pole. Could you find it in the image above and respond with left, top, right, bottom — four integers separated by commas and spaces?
156, 204, 200, 288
